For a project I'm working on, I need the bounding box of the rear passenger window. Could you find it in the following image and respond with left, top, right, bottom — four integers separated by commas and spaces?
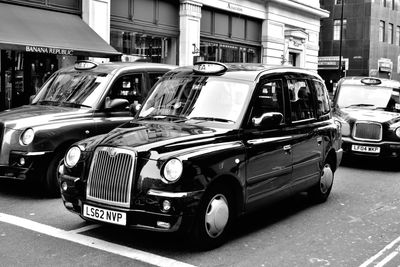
287, 79, 315, 121
313, 80, 330, 117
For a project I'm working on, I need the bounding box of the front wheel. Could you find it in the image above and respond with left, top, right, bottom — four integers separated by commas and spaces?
42, 150, 64, 197
308, 162, 334, 203
190, 186, 234, 250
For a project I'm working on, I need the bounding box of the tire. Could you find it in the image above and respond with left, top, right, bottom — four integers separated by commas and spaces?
42, 150, 64, 197
308, 161, 334, 203
190, 185, 234, 250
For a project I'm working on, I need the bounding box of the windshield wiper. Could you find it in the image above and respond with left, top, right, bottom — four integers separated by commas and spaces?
138, 114, 187, 122
189, 116, 235, 123
36, 100, 60, 106
59, 102, 92, 108
345, 104, 375, 108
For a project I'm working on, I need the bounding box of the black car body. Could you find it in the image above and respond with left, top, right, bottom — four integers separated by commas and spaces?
332, 77, 400, 158
60, 62, 343, 249
0, 61, 176, 195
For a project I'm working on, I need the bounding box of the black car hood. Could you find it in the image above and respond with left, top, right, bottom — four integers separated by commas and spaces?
92, 120, 233, 158
0, 105, 90, 129
338, 107, 400, 124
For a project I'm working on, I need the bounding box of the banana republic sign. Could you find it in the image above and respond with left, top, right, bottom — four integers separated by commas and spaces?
25, 45, 73, 55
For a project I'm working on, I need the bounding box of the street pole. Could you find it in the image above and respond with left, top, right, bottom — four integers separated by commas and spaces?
338, 0, 344, 79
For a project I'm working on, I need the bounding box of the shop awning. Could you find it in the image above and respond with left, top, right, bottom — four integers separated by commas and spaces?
0, 3, 121, 58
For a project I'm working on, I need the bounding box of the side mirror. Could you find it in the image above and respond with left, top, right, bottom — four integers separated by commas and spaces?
104, 96, 130, 111
252, 112, 283, 128
129, 101, 142, 116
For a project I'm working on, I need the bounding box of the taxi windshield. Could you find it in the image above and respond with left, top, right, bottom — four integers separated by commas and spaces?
32, 71, 110, 108
337, 84, 400, 112
139, 76, 251, 124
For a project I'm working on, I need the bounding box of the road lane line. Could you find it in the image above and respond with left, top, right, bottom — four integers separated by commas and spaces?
0, 213, 196, 267
360, 235, 400, 267
375, 251, 398, 267
69, 224, 101, 234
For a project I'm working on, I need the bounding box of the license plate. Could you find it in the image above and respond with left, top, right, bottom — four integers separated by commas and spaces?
83, 204, 126, 226
351, 145, 380, 153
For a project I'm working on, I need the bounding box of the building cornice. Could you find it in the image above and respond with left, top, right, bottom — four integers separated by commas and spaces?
269, 0, 329, 18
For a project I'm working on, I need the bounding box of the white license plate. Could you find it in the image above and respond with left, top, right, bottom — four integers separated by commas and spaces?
83, 204, 126, 226
351, 145, 380, 153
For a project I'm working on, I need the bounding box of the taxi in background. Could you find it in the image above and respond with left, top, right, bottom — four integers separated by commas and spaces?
332, 77, 400, 158
60, 62, 343, 249
0, 60, 175, 196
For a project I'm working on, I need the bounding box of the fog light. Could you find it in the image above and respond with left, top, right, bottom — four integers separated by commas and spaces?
61, 181, 68, 191
157, 221, 171, 229
19, 157, 25, 166
162, 200, 171, 212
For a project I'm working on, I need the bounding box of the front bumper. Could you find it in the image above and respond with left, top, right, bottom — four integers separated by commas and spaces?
61, 177, 204, 232
0, 151, 52, 179
342, 137, 400, 158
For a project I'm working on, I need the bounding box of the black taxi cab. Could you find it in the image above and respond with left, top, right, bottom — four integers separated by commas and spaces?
0, 60, 175, 196
60, 62, 343, 249
332, 77, 400, 158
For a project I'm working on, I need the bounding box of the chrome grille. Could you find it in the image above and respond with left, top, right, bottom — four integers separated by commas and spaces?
86, 147, 135, 208
353, 121, 382, 141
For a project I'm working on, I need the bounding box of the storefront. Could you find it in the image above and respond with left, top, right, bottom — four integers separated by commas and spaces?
110, 0, 179, 65
199, 7, 262, 63
0, 2, 120, 111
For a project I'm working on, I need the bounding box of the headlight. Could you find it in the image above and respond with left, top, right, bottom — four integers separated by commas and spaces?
162, 158, 183, 183
64, 146, 81, 168
20, 128, 35, 146
396, 127, 400, 138
341, 121, 350, 136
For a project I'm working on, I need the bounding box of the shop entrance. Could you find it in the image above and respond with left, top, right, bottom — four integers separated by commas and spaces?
0, 51, 58, 111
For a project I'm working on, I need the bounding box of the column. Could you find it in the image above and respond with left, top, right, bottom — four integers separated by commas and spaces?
82, 0, 111, 62
179, 0, 202, 66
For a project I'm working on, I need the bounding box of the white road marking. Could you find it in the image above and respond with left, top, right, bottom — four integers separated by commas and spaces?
0, 213, 196, 267
68, 224, 101, 234
360, 235, 400, 267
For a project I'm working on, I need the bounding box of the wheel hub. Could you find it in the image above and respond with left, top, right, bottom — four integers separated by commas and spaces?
320, 164, 333, 194
205, 194, 229, 238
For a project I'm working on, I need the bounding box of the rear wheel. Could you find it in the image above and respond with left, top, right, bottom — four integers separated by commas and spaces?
190, 185, 234, 250
308, 161, 334, 203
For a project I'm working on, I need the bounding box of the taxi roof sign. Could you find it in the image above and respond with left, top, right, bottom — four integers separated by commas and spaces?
74, 60, 98, 70
193, 61, 227, 74
361, 77, 381, 85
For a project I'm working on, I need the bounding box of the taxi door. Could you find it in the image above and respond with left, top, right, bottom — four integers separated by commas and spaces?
245, 77, 293, 209
285, 76, 323, 192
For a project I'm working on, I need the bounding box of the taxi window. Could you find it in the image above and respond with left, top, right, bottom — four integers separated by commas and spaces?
109, 74, 143, 103
252, 80, 285, 123
313, 80, 331, 117
287, 79, 315, 121
148, 72, 165, 88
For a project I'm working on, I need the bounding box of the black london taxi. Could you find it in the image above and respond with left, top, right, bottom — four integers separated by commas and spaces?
60, 62, 343, 249
332, 77, 400, 158
0, 60, 175, 196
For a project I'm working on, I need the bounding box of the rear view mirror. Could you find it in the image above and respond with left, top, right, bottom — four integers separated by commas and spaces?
252, 112, 283, 128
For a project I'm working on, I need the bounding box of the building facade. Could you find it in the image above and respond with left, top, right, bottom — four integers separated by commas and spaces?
319, 0, 400, 92
0, 0, 328, 111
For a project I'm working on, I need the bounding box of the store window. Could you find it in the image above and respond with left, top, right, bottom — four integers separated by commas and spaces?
199, 41, 259, 63
110, 30, 177, 64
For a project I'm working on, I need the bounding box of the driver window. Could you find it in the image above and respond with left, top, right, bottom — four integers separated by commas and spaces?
109, 74, 143, 104
252, 80, 285, 123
